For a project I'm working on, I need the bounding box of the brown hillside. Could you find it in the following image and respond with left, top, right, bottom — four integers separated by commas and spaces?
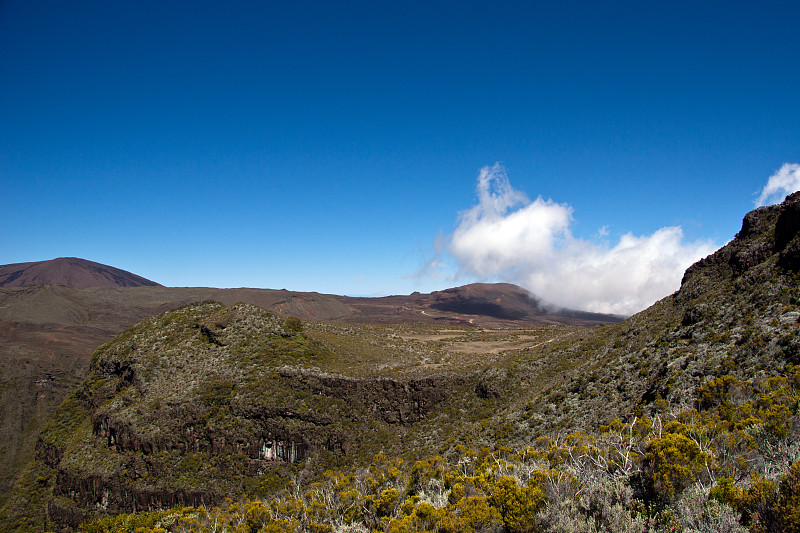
0, 257, 161, 288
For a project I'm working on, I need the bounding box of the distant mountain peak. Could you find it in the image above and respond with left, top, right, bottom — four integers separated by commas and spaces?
0, 257, 161, 288
423, 282, 621, 324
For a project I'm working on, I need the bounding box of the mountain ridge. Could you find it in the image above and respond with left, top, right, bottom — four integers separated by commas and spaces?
0, 254, 621, 326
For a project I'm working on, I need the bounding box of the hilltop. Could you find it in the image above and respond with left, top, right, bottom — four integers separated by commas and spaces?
1, 194, 798, 531
0, 257, 162, 288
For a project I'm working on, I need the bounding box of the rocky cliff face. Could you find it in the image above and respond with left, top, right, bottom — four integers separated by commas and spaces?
680, 191, 800, 298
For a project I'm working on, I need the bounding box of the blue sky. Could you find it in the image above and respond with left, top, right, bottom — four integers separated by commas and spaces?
2, 1, 799, 313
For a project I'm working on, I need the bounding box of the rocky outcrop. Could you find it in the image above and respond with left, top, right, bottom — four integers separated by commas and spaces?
90, 406, 348, 462
52, 470, 219, 518
36, 439, 64, 468
276, 367, 457, 424
775, 193, 800, 270
679, 191, 800, 301
649, 192, 800, 407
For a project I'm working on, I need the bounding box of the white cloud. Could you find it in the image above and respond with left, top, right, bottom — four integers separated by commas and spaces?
755, 163, 800, 207
445, 164, 717, 316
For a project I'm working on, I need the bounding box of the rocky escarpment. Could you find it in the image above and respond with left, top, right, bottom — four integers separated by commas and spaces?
18, 302, 481, 530
48, 473, 213, 529
576, 193, 800, 430
275, 367, 458, 424
679, 191, 800, 298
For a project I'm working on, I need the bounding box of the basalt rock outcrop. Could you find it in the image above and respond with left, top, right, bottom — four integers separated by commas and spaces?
679, 191, 800, 299
275, 367, 458, 424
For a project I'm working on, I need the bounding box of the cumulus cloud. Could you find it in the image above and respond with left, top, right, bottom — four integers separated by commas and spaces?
755, 163, 800, 207
446, 164, 717, 316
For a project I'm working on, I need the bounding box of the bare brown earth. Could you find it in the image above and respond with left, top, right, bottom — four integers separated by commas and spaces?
0, 257, 161, 288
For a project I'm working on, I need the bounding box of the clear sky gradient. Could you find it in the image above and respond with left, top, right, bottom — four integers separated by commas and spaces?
2, 1, 799, 313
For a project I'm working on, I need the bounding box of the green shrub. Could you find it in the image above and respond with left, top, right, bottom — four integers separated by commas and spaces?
489, 476, 545, 533
777, 462, 800, 533
284, 317, 303, 332
644, 433, 709, 500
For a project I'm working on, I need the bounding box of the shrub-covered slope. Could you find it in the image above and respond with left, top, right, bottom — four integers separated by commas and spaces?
496, 191, 800, 438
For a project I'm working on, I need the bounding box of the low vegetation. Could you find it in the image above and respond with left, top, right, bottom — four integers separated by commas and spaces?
78, 366, 800, 532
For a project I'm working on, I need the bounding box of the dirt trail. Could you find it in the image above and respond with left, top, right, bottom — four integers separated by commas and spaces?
530, 331, 577, 349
